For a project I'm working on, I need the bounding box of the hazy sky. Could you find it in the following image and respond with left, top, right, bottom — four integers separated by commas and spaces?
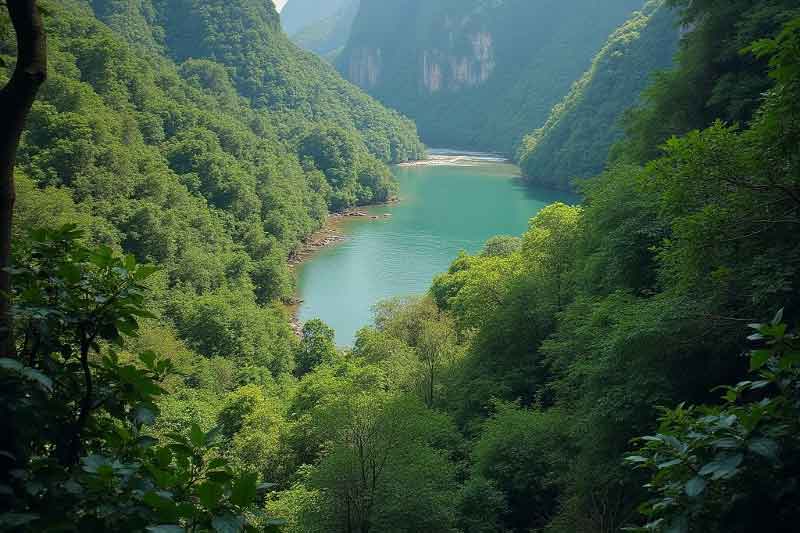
273, 0, 288, 11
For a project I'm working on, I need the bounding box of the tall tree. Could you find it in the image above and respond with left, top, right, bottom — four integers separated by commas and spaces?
0, 0, 47, 355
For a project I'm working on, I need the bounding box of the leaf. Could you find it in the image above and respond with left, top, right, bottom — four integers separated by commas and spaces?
0, 513, 39, 527
0, 450, 16, 462
139, 351, 157, 369
750, 349, 772, 371
656, 458, 682, 470
143, 491, 178, 522
146, 526, 184, 533
685, 476, 706, 498
771, 308, 784, 326
135, 265, 159, 280
230, 472, 258, 507
190, 424, 205, 448
0, 360, 52, 391
83, 454, 111, 474
748, 438, 779, 462
699, 453, 744, 480
197, 481, 224, 511
212, 513, 244, 533
0, 358, 23, 372
136, 436, 159, 449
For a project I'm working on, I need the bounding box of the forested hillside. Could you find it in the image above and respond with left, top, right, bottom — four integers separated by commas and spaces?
290, 0, 360, 60
280, 0, 354, 36
92, 0, 423, 169
517, 1, 679, 190
3, 0, 800, 532
337, 0, 645, 152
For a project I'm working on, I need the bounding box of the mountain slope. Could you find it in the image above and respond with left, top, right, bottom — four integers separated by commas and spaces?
93, 0, 423, 167
291, 0, 360, 60
517, 1, 679, 190
281, 0, 354, 36
337, 0, 646, 153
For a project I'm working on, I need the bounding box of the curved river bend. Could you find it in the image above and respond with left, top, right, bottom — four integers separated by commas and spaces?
296, 151, 576, 345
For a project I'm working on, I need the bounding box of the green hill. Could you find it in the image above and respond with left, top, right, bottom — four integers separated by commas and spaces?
281, 0, 355, 35
291, 0, 360, 60
517, 1, 679, 190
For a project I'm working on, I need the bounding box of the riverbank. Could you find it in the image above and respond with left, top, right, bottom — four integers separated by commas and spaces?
397, 149, 509, 167
286, 204, 397, 336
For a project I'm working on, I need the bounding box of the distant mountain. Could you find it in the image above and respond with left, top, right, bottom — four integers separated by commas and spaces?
518, 1, 679, 190
281, 0, 355, 36
337, 0, 648, 154
291, 0, 360, 60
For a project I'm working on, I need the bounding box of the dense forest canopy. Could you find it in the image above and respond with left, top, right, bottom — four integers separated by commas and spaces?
2, 0, 800, 532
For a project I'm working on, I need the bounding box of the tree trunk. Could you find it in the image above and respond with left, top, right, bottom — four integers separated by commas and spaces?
0, 0, 47, 356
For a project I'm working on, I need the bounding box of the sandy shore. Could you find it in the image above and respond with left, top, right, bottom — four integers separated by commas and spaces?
397, 150, 510, 167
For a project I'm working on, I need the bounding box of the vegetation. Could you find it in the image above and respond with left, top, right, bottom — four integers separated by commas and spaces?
290, 1, 360, 62
517, 0, 679, 190
338, 0, 646, 153
3, 0, 800, 532
280, 0, 356, 37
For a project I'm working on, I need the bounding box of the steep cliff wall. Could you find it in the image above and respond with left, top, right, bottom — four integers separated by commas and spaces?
338, 0, 647, 153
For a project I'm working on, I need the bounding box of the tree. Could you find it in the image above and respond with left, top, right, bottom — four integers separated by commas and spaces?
0, 0, 47, 356
296, 319, 337, 376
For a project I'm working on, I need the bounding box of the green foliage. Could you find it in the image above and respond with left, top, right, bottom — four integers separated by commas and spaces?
169, 289, 296, 374
471, 404, 572, 532
626, 313, 800, 532
518, 1, 679, 189
0, 227, 269, 531
289, 0, 360, 61
296, 319, 337, 375
617, 0, 800, 163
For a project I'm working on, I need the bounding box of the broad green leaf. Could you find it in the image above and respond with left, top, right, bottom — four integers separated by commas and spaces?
748, 438, 779, 461
190, 423, 205, 448
197, 481, 224, 511
230, 472, 258, 507
685, 476, 706, 497
143, 492, 178, 522
750, 349, 772, 371
212, 513, 244, 533
699, 453, 743, 480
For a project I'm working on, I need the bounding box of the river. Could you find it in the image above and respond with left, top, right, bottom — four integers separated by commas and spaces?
296, 150, 576, 345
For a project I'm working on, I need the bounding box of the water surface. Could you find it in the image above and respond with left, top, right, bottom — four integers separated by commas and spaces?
297, 151, 575, 345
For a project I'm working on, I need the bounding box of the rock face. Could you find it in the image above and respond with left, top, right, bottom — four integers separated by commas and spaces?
338, 0, 648, 154
348, 47, 382, 88
421, 30, 495, 93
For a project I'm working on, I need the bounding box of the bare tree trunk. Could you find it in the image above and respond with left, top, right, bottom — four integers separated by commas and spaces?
0, 0, 47, 356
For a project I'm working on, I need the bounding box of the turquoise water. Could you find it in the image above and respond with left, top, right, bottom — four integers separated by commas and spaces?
296, 152, 575, 345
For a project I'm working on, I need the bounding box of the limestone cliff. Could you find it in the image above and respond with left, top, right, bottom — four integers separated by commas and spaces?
338, 0, 648, 153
